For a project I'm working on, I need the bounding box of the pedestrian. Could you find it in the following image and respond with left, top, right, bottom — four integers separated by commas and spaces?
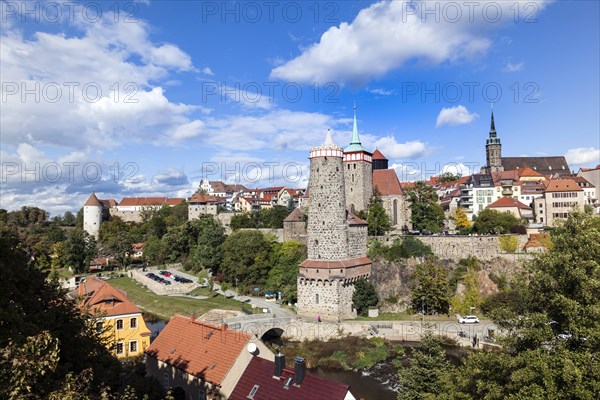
473, 334, 477, 349
317, 315, 321, 323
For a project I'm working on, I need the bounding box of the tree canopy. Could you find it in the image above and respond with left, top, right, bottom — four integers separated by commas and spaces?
404, 181, 445, 233
352, 278, 379, 316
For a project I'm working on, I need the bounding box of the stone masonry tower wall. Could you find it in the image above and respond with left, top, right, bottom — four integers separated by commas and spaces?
306, 142, 349, 260
343, 105, 372, 212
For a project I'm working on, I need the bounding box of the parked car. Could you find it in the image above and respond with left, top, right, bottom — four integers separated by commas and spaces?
458, 315, 480, 324
160, 270, 172, 277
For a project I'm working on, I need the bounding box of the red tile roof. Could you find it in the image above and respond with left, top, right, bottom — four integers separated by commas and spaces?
229, 356, 351, 400
118, 197, 184, 206
372, 149, 388, 160
300, 257, 371, 270
100, 199, 118, 207
145, 315, 250, 385
373, 169, 403, 195
517, 167, 545, 178
84, 193, 103, 207
75, 277, 142, 317
487, 197, 531, 210
189, 193, 224, 204
283, 208, 306, 223
491, 170, 520, 184
544, 179, 583, 192
347, 211, 367, 226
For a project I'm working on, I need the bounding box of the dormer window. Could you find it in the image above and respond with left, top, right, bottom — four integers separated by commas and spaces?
247, 384, 259, 399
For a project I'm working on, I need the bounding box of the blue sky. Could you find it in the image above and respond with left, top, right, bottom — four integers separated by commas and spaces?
1, 0, 599, 215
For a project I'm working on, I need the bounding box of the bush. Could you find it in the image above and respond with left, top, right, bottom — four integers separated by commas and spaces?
498, 235, 519, 253
510, 225, 527, 234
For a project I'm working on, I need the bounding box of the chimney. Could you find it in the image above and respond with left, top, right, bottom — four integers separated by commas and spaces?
293, 357, 305, 386
273, 353, 285, 379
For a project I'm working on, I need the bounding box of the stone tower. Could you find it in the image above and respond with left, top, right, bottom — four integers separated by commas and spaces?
482, 111, 503, 174
297, 131, 372, 321
83, 192, 103, 239
344, 104, 373, 213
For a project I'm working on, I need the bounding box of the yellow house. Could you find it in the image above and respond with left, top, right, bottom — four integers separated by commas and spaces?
72, 276, 151, 359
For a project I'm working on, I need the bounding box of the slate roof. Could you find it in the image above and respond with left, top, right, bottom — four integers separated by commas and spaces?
373, 169, 403, 195
74, 277, 144, 318
229, 356, 351, 400
501, 156, 571, 177
145, 314, 251, 386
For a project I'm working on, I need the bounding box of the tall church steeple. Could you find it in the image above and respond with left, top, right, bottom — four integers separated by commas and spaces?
343, 103, 372, 212
482, 109, 503, 174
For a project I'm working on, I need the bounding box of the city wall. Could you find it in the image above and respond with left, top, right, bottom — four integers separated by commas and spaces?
372, 235, 532, 262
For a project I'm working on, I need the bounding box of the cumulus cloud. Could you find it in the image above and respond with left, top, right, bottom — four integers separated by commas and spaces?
153, 169, 189, 186
271, 0, 550, 84
565, 147, 600, 166
371, 137, 430, 159
435, 105, 479, 127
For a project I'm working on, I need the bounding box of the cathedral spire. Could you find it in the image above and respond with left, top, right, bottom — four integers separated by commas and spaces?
489, 110, 497, 138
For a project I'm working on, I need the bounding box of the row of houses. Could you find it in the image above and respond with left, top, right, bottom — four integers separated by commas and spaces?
70, 277, 355, 400
426, 164, 599, 228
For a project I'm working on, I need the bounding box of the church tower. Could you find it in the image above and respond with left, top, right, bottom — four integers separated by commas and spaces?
344, 104, 373, 213
482, 111, 503, 174
297, 131, 372, 321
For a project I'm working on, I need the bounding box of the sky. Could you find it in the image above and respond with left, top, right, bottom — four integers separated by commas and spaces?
1, 0, 599, 215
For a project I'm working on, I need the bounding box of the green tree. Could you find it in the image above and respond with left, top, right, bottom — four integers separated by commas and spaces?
62, 229, 97, 273
267, 241, 307, 302
397, 332, 452, 400
365, 193, 392, 236
62, 211, 76, 226
259, 206, 292, 229
446, 211, 600, 399
411, 259, 450, 315
143, 236, 166, 265
352, 278, 379, 316
437, 172, 460, 183
229, 212, 259, 230
189, 215, 226, 272
472, 209, 522, 234
221, 230, 273, 290
404, 181, 445, 233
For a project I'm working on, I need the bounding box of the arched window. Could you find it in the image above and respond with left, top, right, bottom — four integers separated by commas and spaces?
393, 199, 398, 225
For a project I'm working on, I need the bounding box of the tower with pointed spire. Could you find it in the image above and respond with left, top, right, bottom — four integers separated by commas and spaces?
83, 192, 103, 239
482, 110, 504, 174
343, 103, 373, 212
297, 131, 372, 321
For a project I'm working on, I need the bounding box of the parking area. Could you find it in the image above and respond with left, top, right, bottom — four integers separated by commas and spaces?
131, 268, 198, 295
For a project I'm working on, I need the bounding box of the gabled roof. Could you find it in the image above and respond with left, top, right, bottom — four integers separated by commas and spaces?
491, 170, 520, 184
544, 179, 583, 192
371, 149, 388, 160
100, 199, 118, 207
517, 167, 545, 178
75, 277, 143, 317
487, 197, 531, 210
84, 193, 103, 207
229, 356, 351, 400
579, 165, 600, 172
145, 314, 251, 386
373, 169, 402, 195
283, 207, 306, 223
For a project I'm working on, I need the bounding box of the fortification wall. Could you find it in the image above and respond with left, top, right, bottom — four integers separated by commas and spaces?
372, 235, 532, 262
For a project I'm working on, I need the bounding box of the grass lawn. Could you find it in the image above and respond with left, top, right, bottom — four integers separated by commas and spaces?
108, 277, 242, 321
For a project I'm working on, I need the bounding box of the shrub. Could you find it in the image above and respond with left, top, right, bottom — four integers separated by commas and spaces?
499, 235, 519, 253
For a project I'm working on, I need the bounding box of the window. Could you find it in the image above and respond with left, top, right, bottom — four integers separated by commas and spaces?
248, 385, 260, 399
315, 293, 319, 304
129, 341, 138, 353
163, 372, 169, 389
130, 317, 137, 329
96, 321, 104, 332
198, 389, 206, 400
116, 342, 124, 355
116, 319, 124, 330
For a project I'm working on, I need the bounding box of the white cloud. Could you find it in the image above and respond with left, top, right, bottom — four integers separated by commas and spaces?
436, 105, 479, 127
503, 62, 525, 72
368, 88, 396, 96
271, 1, 550, 84
202, 67, 214, 76
371, 137, 430, 159
1, 12, 199, 150
565, 147, 600, 166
